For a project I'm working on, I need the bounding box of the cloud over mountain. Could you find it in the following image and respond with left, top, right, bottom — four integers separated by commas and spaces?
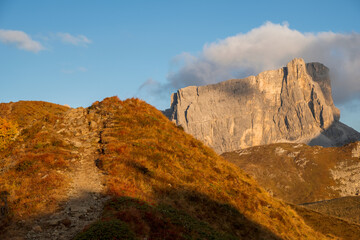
143, 22, 360, 105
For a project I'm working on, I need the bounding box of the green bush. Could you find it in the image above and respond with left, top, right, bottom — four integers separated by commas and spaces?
74, 220, 136, 240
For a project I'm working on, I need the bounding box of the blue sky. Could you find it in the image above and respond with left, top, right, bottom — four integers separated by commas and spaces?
0, 0, 360, 131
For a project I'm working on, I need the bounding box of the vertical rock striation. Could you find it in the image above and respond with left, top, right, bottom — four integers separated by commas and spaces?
167, 58, 360, 153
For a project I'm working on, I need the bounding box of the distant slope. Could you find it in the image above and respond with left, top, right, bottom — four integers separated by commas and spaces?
292, 204, 360, 240
75, 97, 329, 239
222, 142, 360, 204
301, 196, 360, 224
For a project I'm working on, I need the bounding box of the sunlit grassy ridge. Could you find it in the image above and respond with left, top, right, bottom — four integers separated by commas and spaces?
81, 97, 329, 239
0, 117, 18, 151
0, 101, 68, 128
0, 101, 73, 219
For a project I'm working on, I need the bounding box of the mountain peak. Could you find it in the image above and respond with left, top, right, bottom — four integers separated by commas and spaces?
287, 57, 306, 73
167, 59, 360, 153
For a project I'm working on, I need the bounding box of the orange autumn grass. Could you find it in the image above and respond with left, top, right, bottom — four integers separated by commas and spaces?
85, 97, 331, 239
0, 101, 73, 219
0, 117, 18, 151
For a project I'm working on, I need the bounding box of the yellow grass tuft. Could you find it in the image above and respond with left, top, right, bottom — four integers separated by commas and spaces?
0, 101, 73, 219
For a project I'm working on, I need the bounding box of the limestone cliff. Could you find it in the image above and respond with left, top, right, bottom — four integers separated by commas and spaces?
167, 58, 360, 153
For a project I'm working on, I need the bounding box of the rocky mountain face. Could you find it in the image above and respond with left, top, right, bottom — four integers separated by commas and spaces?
167, 58, 360, 153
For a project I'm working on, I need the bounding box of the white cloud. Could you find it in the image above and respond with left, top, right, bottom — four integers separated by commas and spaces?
57, 32, 92, 46
61, 66, 88, 74
0, 30, 92, 51
0, 29, 44, 52
138, 78, 160, 91
144, 22, 360, 105
78, 66, 88, 72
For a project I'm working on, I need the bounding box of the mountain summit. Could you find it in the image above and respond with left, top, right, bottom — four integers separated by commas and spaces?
167, 58, 360, 153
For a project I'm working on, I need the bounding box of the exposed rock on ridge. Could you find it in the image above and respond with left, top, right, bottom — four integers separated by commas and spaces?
167, 58, 360, 153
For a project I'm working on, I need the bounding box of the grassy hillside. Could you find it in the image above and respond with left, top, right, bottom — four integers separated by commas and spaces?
292, 204, 360, 240
301, 196, 360, 224
0, 101, 69, 128
75, 97, 329, 239
3, 98, 353, 239
0, 101, 74, 220
222, 143, 360, 204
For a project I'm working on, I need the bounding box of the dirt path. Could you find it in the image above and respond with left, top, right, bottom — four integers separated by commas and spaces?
24, 108, 109, 240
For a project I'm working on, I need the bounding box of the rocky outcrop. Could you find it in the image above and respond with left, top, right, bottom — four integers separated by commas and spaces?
167, 58, 360, 153
352, 142, 360, 158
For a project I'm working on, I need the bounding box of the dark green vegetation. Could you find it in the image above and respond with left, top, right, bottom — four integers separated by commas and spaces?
74, 218, 136, 240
